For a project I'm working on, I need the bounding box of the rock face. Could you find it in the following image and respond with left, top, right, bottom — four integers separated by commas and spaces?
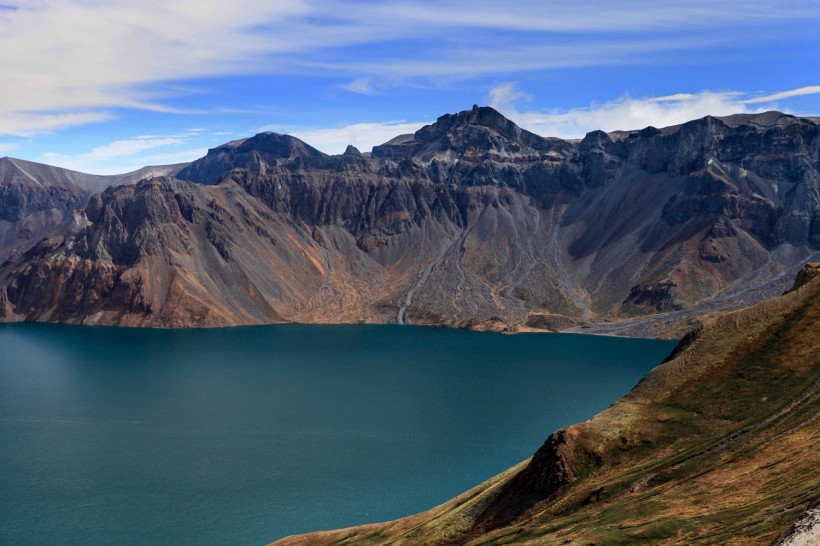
1, 108, 819, 330
0, 158, 187, 264
272, 265, 820, 545
0, 178, 330, 325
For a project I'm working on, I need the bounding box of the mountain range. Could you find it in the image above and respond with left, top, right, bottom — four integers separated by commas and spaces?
1, 106, 819, 336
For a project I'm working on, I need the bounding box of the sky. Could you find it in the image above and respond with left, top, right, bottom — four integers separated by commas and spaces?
0, 0, 819, 174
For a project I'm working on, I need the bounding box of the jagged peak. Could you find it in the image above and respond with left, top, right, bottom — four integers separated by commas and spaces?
372, 105, 557, 159
414, 105, 523, 142
788, 262, 820, 292
342, 144, 362, 157
579, 129, 613, 149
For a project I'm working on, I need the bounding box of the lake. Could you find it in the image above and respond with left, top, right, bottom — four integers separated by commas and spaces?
0, 323, 676, 545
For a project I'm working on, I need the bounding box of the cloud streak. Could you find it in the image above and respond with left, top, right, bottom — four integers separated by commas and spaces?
362, 1, 820, 33
37, 131, 209, 175
742, 86, 820, 104
0, 112, 114, 137
486, 84, 816, 139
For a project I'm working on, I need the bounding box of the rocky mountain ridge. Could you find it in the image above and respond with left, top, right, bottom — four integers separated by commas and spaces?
0, 158, 187, 278
1, 107, 818, 334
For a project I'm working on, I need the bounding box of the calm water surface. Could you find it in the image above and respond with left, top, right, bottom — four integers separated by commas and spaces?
0, 323, 675, 545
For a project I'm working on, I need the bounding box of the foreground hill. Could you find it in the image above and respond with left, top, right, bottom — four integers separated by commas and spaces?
1, 108, 819, 333
272, 263, 820, 545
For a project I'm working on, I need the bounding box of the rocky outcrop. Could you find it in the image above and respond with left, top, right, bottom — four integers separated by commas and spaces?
789, 262, 820, 292
773, 498, 820, 546
371, 104, 568, 161
1, 108, 819, 330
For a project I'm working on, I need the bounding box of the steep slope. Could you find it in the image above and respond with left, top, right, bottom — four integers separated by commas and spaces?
1, 108, 819, 331
0, 157, 90, 262
273, 263, 820, 545
0, 157, 187, 265
0, 177, 366, 326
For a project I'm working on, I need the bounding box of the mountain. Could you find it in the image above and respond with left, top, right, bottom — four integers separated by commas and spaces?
272, 263, 820, 545
1, 107, 819, 333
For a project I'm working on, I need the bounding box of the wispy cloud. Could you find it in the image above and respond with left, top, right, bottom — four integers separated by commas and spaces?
362, 1, 820, 33
320, 37, 735, 81
0, 112, 114, 137
0, 141, 19, 155
742, 86, 820, 104
487, 83, 531, 113
83, 137, 184, 162
341, 78, 378, 95
37, 131, 209, 174
262, 121, 429, 154
0, 1, 310, 135
486, 83, 819, 138
1, 0, 818, 134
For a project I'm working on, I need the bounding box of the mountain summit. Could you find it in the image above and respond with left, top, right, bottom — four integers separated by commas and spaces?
372, 105, 560, 160
176, 132, 326, 185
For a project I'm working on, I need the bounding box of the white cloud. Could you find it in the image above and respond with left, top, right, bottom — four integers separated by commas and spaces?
37, 134, 209, 175
0, 142, 19, 155
82, 137, 185, 162
341, 78, 378, 95
488, 83, 531, 113
0, 1, 310, 135
742, 86, 820, 104
262, 121, 430, 155
646, 93, 699, 102
485, 83, 810, 139
0, 111, 114, 137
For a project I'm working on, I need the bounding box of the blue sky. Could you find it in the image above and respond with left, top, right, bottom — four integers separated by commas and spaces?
0, 1, 819, 174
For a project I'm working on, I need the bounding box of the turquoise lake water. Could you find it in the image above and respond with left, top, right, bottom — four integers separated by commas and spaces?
0, 323, 676, 545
